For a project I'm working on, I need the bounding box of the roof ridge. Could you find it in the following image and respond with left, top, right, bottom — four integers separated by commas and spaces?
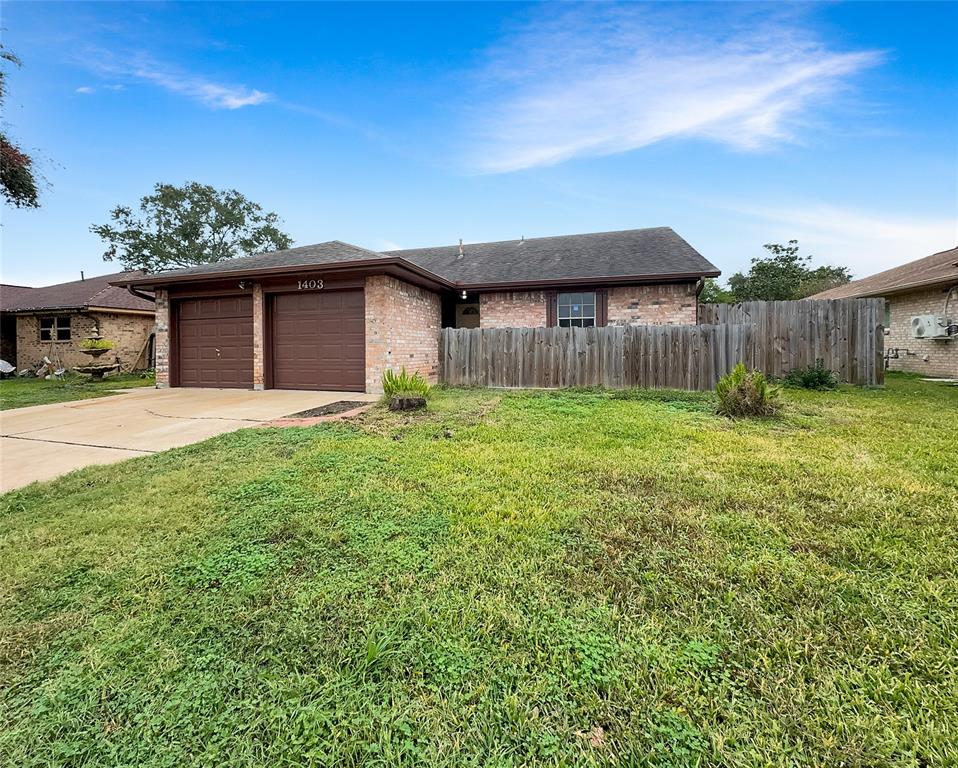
385, 226, 673, 254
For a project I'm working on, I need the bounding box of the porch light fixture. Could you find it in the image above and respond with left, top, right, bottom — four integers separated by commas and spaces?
461, 290, 468, 300
238, 280, 251, 290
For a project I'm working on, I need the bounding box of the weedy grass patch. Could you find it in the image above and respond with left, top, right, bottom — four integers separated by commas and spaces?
1, 374, 956, 766
0, 373, 155, 410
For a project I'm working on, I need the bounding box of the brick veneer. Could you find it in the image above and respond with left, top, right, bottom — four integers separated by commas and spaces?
252, 283, 265, 390
15, 311, 154, 373
606, 283, 698, 325
885, 286, 958, 377
477, 284, 698, 328
365, 275, 441, 393
154, 289, 170, 387
480, 291, 547, 328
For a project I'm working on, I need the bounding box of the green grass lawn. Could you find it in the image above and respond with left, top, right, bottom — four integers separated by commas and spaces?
1, 374, 955, 766
0, 373, 155, 410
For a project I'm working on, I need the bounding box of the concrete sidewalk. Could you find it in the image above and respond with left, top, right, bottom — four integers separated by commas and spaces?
0, 387, 376, 492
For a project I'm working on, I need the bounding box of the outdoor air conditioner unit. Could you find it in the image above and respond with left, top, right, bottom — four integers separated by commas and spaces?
910, 314, 952, 339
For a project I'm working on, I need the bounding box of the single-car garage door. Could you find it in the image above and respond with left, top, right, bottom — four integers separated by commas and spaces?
176, 296, 253, 388
270, 290, 365, 391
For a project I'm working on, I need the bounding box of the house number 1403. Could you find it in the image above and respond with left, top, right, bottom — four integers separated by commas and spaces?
297, 279, 324, 290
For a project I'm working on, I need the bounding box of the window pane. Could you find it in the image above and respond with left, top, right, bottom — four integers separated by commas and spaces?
583, 318, 595, 328
40, 318, 53, 330
56, 317, 70, 330
56, 326, 71, 341
558, 318, 571, 327
40, 329, 51, 341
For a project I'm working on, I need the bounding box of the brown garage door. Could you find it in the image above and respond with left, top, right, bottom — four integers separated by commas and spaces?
270, 290, 365, 391
176, 296, 253, 388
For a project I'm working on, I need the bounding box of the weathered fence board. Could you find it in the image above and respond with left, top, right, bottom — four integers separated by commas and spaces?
439, 298, 884, 391
698, 298, 884, 386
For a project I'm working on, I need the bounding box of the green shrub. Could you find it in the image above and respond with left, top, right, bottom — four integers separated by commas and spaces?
716, 362, 781, 418
381, 367, 431, 399
783, 359, 839, 390
80, 338, 115, 350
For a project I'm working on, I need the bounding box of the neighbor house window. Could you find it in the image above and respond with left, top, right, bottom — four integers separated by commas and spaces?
557, 292, 596, 327
39, 316, 71, 342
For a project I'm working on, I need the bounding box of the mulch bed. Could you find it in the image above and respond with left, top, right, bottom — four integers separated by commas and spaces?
284, 401, 370, 419
260, 400, 375, 429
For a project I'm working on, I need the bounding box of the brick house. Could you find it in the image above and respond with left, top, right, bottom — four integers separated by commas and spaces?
812, 246, 958, 377
114, 227, 720, 393
0, 271, 156, 373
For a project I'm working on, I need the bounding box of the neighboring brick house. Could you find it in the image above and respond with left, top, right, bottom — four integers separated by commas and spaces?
0, 271, 156, 373
114, 227, 719, 394
811, 246, 958, 377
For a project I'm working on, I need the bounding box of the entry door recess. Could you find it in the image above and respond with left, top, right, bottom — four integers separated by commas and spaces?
269, 290, 365, 391
175, 295, 253, 388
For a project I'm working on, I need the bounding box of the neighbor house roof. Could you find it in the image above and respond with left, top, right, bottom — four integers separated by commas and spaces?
114, 227, 720, 290
1, 271, 154, 313
0, 284, 36, 311
811, 246, 958, 300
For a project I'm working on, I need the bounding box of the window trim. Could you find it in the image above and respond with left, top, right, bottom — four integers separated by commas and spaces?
39, 315, 72, 343
547, 289, 607, 327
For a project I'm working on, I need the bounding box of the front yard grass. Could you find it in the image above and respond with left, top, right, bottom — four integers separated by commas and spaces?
1, 374, 955, 766
0, 372, 155, 410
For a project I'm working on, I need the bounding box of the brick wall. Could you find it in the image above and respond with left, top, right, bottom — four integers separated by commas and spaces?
476, 284, 698, 328
606, 283, 698, 325
885, 286, 958, 377
252, 283, 265, 390
365, 275, 441, 393
154, 289, 170, 387
15, 311, 154, 373
479, 291, 547, 328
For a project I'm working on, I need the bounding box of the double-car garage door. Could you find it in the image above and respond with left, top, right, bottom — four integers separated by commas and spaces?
174, 290, 364, 391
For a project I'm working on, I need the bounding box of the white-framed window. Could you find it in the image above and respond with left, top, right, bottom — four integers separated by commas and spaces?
557, 292, 596, 327
39, 316, 71, 342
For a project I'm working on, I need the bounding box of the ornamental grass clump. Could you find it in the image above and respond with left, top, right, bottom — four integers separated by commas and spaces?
382, 367, 431, 411
716, 362, 781, 418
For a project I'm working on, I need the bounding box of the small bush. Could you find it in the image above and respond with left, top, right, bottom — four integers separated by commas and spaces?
381, 367, 431, 399
716, 362, 781, 418
783, 359, 839, 390
81, 338, 115, 351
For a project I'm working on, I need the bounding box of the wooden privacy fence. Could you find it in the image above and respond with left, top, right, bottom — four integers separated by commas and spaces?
699, 299, 884, 387
439, 298, 884, 391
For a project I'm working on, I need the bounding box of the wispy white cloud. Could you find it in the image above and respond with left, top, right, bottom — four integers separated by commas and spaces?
89, 52, 271, 109
75, 85, 95, 94
468, 5, 882, 173
724, 201, 957, 276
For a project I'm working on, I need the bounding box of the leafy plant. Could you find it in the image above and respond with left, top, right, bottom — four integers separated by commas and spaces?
80, 338, 115, 350
381, 367, 431, 399
716, 362, 781, 418
783, 359, 839, 390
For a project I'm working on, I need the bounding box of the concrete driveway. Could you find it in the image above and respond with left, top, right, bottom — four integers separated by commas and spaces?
0, 387, 377, 493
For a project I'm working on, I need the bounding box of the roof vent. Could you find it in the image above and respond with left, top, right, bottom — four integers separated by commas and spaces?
458, 239, 464, 260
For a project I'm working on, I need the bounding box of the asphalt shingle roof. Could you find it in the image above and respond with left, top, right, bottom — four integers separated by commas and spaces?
122, 228, 719, 287
135, 241, 391, 279
811, 246, 958, 299
386, 227, 717, 285
1, 271, 154, 312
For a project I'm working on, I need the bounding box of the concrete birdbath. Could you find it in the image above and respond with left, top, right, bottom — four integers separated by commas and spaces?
74, 326, 119, 381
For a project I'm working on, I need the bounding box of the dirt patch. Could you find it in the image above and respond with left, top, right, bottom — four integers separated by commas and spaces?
284, 401, 370, 419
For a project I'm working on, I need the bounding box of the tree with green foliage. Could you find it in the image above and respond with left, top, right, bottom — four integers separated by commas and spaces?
698, 277, 734, 304
708, 240, 851, 303
91, 182, 294, 272
1, 45, 41, 208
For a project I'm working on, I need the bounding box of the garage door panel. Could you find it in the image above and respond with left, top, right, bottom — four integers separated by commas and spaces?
270, 290, 365, 391
176, 296, 253, 388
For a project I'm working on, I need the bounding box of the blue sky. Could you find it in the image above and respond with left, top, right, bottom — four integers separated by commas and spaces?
2, 1, 956, 286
